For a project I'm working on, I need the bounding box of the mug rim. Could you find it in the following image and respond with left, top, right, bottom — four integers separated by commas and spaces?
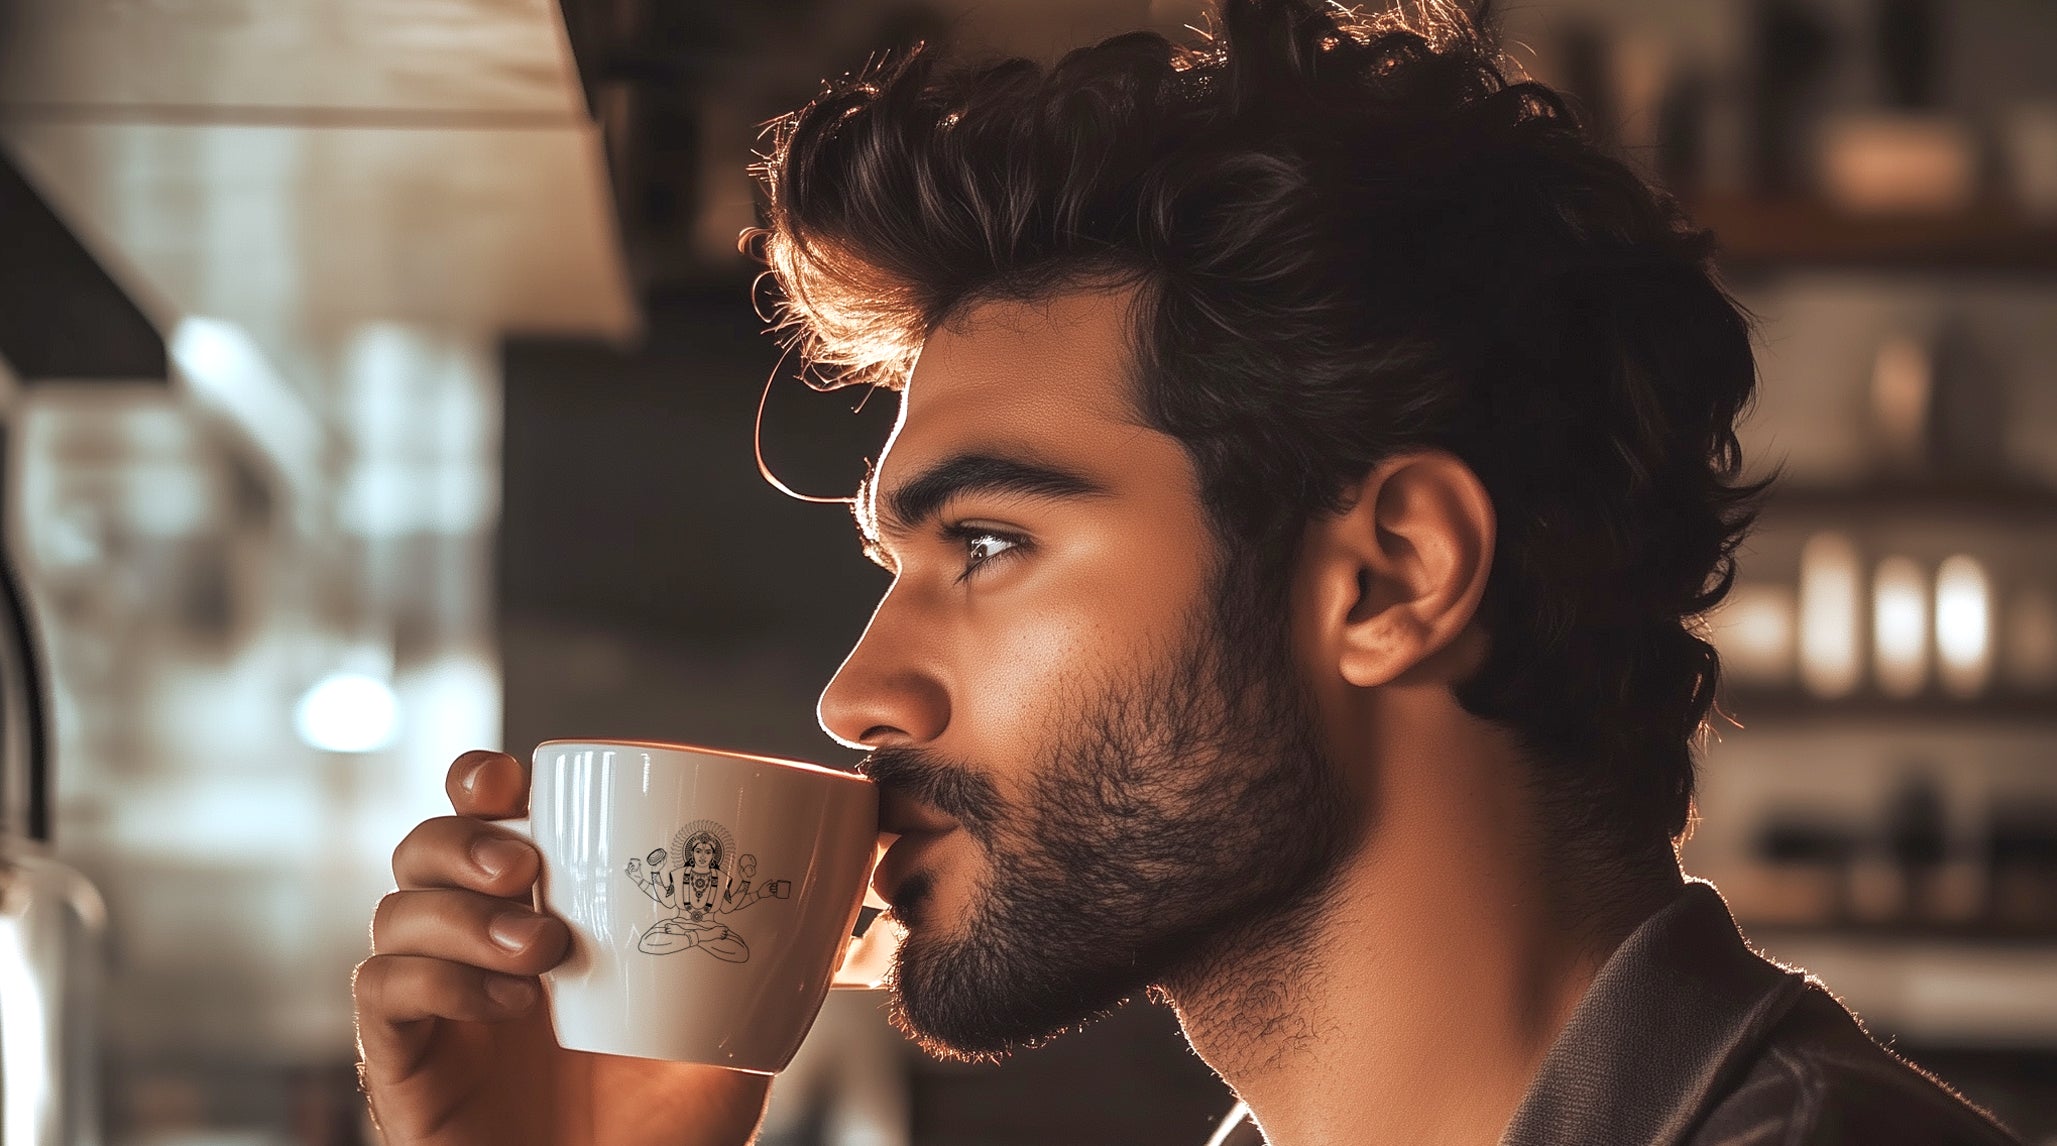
533, 738, 872, 785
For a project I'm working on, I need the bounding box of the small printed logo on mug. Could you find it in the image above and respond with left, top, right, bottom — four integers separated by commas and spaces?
624, 819, 792, 963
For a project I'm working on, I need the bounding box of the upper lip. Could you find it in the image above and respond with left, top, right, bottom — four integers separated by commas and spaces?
877, 789, 958, 838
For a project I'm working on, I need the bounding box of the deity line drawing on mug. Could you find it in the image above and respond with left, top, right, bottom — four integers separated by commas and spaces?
623, 819, 793, 962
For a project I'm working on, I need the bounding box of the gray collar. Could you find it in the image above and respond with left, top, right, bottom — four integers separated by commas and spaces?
1497, 879, 1809, 1146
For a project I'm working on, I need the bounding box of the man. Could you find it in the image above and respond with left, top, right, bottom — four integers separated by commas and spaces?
352, 1, 2026, 1142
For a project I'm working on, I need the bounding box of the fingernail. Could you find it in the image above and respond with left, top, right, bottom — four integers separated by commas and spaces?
472, 838, 529, 878
459, 756, 490, 795
489, 911, 548, 952
486, 976, 536, 1011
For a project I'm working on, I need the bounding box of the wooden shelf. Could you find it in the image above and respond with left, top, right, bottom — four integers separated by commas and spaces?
1739, 928, 2057, 1044
1760, 477, 2057, 518
1759, 479, 2057, 527
1740, 916, 2057, 946
1683, 194, 2057, 277
1718, 689, 2057, 726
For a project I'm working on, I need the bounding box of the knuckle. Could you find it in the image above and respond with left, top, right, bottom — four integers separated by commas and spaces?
370, 889, 408, 944
392, 816, 475, 875
351, 955, 390, 1005
391, 819, 438, 868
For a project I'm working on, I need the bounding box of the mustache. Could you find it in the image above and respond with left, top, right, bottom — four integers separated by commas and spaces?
859, 746, 1005, 837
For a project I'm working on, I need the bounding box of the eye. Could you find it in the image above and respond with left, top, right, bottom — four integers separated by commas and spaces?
942, 524, 1029, 583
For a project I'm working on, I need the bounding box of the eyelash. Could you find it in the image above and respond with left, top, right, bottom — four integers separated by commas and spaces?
940, 523, 1029, 583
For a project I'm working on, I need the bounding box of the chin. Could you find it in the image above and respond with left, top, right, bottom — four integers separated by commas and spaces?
885, 912, 1152, 1064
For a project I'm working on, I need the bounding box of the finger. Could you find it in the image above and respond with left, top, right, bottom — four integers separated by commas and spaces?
353, 953, 540, 1071
445, 750, 529, 820
392, 815, 540, 898
372, 889, 570, 976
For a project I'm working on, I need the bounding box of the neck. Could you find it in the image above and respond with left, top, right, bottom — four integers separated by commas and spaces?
1162, 702, 1682, 1146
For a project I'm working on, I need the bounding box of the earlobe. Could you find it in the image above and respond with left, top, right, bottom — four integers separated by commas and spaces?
1311, 451, 1495, 690
1337, 609, 1434, 688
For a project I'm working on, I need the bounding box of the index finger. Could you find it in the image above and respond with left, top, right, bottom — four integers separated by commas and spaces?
445, 750, 528, 820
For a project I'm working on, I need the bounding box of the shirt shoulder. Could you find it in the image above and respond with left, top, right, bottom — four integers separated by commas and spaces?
1685, 986, 2024, 1146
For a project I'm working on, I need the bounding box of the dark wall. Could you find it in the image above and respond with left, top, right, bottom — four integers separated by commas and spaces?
500, 279, 896, 763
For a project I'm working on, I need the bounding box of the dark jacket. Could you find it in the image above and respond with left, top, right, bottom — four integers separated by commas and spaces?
1213, 880, 2024, 1145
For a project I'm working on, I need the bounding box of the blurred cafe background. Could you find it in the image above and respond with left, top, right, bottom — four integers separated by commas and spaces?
0, 0, 2054, 1143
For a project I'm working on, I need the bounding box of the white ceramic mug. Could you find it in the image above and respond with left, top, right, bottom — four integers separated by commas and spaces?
529, 739, 879, 1071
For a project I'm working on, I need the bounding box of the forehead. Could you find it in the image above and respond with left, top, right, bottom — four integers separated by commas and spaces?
872, 287, 1147, 489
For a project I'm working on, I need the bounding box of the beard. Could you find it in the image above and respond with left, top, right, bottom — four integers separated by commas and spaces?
860, 554, 1360, 1061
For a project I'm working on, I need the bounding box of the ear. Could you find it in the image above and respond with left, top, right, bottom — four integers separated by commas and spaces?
1297, 450, 1496, 689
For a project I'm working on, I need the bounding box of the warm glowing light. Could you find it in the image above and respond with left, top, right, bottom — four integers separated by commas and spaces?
1935, 555, 1992, 697
1873, 557, 1929, 698
294, 672, 402, 753
1711, 583, 1796, 684
1799, 533, 1862, 698
0, 916, 51, 1145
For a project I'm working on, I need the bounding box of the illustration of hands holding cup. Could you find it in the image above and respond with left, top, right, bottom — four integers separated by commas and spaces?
624, 819, 794, 962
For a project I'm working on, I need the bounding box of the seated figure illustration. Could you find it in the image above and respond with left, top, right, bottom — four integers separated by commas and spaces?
625, 820, 792, 962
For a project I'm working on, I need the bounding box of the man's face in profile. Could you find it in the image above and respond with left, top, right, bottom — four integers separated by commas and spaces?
818, 286, 1356, 1059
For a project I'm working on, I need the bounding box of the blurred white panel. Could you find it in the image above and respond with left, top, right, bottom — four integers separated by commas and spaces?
334, 325, 500, 535
103, 781, 326, 864
1872, 556, 1929, 699
1799, 532, 1863, 698
396, 655, 501, 784
0, 119, 634, 337
170, 317, 325, 503
1710, 581, 1797, 686
336, 462, 497, 536
294, 673, 401, 754
1935, 555, 1994, 697
0, 0, 581, 116
350, 654, 501, 867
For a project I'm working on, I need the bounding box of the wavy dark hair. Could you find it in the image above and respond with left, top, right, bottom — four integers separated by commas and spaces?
750, 0, 1771, 869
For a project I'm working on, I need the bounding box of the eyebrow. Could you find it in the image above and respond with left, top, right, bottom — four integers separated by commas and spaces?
857, 450, 1113, 545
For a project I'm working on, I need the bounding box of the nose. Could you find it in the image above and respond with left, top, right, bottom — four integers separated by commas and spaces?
817, 591, 951, 750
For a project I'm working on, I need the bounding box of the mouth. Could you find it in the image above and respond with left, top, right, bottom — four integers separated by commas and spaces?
867, 776, 968, 915
872, 825, 954, 914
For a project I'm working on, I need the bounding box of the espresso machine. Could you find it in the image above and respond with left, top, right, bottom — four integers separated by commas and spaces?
0, 521, 104, 1146
0, 143, 163, 1146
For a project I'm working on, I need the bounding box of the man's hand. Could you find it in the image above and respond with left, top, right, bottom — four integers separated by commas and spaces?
352, 750, 771, 1146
